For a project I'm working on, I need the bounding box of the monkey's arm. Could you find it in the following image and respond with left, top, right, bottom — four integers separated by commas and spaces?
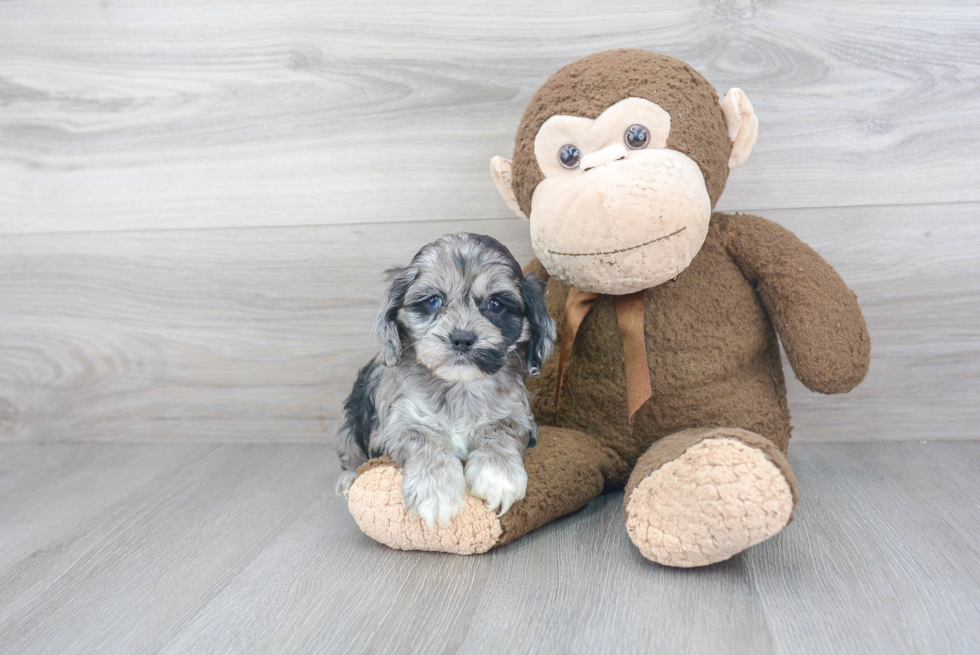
720, 213, 870, 394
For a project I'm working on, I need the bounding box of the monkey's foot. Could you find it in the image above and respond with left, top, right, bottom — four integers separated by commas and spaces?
347, 457, 502, 555
624, 428, 798, 568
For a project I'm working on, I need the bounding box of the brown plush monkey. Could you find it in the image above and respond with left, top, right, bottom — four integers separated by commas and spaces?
346, 50, 870, 566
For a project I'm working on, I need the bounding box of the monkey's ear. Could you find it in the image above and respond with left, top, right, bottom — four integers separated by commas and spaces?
720, 88, 758, 169
490, 156, 529, 220
372, 265, 415, 366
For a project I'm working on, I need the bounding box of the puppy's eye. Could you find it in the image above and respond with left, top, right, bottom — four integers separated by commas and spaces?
425, 296, 443, 311
558, 144, 581, 169
486, 298, 503, 314
624, 124, 649, 150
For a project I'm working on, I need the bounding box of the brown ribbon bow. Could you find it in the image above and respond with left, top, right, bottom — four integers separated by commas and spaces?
555, 288, 653, 419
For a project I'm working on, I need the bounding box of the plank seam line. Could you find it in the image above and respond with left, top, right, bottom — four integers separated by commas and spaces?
0, 199, 978, 239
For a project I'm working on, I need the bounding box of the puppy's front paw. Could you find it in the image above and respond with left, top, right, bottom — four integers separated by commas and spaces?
402, 455, 466, 529
335, 470, 357, 497
465, 455, 527, 516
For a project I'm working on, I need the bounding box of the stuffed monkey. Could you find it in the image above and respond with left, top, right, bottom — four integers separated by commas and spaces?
346, 49, 870, 566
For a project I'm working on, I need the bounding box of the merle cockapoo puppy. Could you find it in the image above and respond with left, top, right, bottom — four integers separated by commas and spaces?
335, 233, 556, 528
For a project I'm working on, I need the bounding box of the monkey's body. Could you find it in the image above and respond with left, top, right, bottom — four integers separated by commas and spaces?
434, 210, 867, 563
530, 213, 796, 474
346, 50, 870, 567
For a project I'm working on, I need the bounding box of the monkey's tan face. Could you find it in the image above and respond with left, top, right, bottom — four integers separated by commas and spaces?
528, 97, 711, 295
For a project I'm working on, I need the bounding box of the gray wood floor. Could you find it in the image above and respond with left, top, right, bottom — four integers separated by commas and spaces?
0, 441, 978, 655
2, 1, 979, 653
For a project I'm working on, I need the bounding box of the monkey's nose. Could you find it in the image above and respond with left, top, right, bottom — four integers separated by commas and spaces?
450, 330, 477, 350
581, 143, 628, 171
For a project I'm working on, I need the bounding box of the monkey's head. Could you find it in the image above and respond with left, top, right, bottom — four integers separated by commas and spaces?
491, 50, 758, 295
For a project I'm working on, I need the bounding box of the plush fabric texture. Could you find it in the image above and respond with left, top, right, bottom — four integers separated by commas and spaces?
722, 215, 872, 393
533, 97, 670, 175
623, 427, 799, 519
489, 156, 526, 219
527, 212, 870, 481
720, 88, 758, 169
529, 147, 713, 294
348, 456, 503, 555
556, 289, 653, 417
347, 211, 869, 561
346, 427, 613, 551
495, 425, 614, 545
511, 49, 733, 217
623, 430, 795, 567
346, 50, 870, 564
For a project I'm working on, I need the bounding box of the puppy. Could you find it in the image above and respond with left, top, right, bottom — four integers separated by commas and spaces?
335, 233, 556, 528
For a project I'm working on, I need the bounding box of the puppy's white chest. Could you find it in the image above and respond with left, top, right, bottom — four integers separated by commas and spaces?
447, 427, 473, 460
439, 410, 482, 459
436, 385, 511, 459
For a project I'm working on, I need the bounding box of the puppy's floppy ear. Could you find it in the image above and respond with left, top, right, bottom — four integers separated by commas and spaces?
521, 273, 556, 377
373, 265, 416, 366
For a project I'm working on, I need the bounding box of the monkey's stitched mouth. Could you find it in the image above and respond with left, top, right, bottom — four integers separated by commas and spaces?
546, 227, 686, 257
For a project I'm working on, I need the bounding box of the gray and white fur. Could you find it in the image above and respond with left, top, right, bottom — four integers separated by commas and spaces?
335, 233, 556, 528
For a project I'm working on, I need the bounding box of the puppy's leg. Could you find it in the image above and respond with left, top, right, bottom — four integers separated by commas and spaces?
465, 421, 529, 516
335, 470, 357, 497
395, 426, 466, 529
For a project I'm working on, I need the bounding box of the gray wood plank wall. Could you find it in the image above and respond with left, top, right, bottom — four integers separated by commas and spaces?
1, 0, 978, 443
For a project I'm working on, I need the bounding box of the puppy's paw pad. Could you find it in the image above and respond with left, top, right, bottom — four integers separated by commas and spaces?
465, 460, 527, 516
409, 487, 467, 529
335, 470, 357, 497
402, 458, 466, 528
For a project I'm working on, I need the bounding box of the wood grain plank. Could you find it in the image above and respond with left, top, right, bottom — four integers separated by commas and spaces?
775, 204, 980, 441
2, 442, 978, 654
457, 495, 775, 655
750, 442, 980, 654
1, 0, 978, 234
0, 218, 533, 443
0, 444, 332, 654
155, 462, 498, 655
0, 443, 212, 568
0, 203, 977, 443
160, 490, 775, 655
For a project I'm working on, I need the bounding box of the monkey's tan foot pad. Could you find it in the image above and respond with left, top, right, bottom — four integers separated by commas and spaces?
625, 436, 794, 568
347, 460, 502, 555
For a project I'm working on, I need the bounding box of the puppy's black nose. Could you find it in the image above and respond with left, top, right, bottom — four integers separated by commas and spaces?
450, 330, 477, 350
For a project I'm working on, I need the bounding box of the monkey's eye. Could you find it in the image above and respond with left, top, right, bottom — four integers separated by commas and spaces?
624, 124, 649, 150
558, 144, 582, 169
425, 296, 443, 311
486, 298, 504, 314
